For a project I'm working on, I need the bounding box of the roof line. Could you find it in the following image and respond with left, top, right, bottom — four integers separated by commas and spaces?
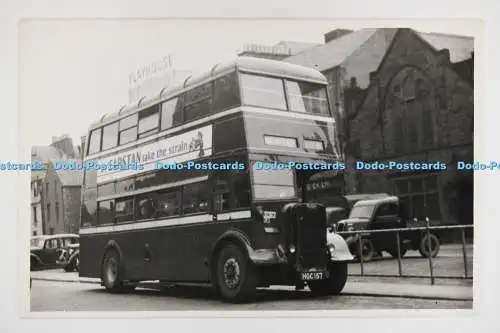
285, 29, 365, 61
416, 31, 474, 40
338, 28, 395, 70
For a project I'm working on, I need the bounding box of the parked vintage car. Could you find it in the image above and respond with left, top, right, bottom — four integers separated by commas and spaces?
335, 196, 441, 262
30, 234, 79, 271
57, 243, 80, 272
324, 193, 390, 227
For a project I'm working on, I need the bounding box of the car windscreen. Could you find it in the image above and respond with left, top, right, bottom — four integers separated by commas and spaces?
30, 238, 44, 249
349, 205, 375, 219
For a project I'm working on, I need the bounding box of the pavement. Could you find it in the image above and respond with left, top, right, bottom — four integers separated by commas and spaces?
348, 246, 473, 278
31, 269, 473, 301
30, 279, 472, 311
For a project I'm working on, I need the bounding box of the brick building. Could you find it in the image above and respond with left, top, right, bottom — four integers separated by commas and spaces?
282, 28, 474, 226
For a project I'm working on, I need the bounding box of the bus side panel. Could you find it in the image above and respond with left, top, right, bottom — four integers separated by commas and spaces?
78, 216, 284, 282
79, 234, 109, 278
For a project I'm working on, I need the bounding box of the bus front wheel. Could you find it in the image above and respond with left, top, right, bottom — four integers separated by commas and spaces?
101, 249, 136, 293
215, 243, 257, 303
308, 262, 348, 296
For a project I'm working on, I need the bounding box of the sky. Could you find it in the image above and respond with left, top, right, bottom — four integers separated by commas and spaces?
18, 19, 478, 149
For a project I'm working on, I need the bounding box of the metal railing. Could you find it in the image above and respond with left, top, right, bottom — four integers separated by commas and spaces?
336, 222, 473, 285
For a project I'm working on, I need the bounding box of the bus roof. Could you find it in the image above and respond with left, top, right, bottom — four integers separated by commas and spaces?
89, 56, 328, 130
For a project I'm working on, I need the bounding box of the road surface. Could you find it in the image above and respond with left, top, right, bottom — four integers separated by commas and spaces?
30, 280, 472, 311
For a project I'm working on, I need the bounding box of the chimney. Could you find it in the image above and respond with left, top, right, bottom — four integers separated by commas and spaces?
324, 29, 354, 43
50, 134, 76, 158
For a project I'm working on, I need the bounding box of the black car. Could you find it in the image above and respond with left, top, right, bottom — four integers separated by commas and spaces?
30, 234, 79, 271
335, 196, 441, 262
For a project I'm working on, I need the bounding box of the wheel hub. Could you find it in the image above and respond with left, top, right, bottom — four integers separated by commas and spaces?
223, 258, 240, 289
424, 238, 437, 254
106, 257, 118, 283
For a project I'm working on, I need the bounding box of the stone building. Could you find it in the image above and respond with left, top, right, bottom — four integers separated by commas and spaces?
30, 170, 45, 236
31, 135, 83, 235
42, 160, 83, 235
283, 28, 474, 226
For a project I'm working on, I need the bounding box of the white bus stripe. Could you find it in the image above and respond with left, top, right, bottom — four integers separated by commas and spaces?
79, 210, 253, 235
216, 210, 252, 221
97, 175, 208, 201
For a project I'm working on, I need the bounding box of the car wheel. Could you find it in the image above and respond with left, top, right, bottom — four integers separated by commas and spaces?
101, 249, 136, 293
419, 233, 440, 258
309, 262, 348, 296
215, 243, 257, 303
356, 238, 375, 262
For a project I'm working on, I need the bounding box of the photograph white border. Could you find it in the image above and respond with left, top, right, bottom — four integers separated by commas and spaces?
1, 0, 497, 331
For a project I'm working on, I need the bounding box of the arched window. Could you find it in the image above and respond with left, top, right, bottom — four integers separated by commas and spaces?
383, 67, 435, 155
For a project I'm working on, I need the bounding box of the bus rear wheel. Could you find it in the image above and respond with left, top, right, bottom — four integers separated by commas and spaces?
101, 249, 136, 293
215, 243, 257, 303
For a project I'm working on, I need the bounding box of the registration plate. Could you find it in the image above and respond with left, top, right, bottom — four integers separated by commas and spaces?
301, 271, 327, 281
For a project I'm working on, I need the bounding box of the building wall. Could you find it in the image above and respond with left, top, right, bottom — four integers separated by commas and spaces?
30, 179, 44, 236
43, 166, 65, 235
62, 187, 81, 234
347, 29, 473, 225
43, 166, 82, 235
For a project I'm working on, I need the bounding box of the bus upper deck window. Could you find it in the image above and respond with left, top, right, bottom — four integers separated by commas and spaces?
87, 128, 102, 155
240, 74, 286, 110
285, 81, 330, 116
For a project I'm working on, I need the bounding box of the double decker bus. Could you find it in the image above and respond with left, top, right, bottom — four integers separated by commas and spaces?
79, 56, 353, 302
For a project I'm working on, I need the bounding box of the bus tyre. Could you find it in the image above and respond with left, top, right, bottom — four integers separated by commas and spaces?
419, 233, 440, 258
215, 243, 257, 303
102, 249, 136, 293
309, 262, 348, 296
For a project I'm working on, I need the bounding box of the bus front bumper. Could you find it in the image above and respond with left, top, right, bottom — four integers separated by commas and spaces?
249, 248, 288, 265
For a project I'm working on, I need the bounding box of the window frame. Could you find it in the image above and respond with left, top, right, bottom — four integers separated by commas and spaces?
97, 199, 115, 226
250, 161, 297, 202
87, 128, 103, 155
391, 174, 440, 220
101, 121, 119, 151
137, 105, 160, 139
182, 82, 213, 123
239, 72, 289, 111
284, 79, 331, 117
117, 114, 138, 146
160, 97, 179, 131
212, 71, 241, 114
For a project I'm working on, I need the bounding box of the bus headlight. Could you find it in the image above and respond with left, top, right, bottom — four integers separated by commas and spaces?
328, 244, 335, 255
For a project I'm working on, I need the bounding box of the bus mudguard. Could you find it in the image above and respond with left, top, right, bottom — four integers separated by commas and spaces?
327, 231, 354, 262
211, 229, 287, 267
101, 240, 129, 277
